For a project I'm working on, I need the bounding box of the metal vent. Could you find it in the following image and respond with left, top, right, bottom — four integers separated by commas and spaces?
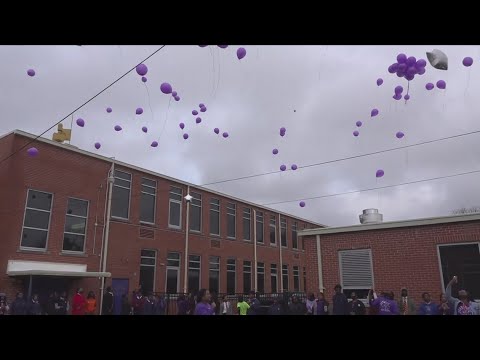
359, 209, 383, 224
139, 227, 154, 239
339, 249, 373, 288
210, 239, 221, 248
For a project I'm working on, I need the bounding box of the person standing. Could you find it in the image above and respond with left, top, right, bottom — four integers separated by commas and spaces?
445, 276, 480, 315
11, 292, 27, 315
85, 291, 97, 315
417, 292, 438, 315
56, 292, 68, 315
268, 297, 285, 315
368, 289, 399, 315
348, 292, 366, 315
211, 292, 220, 315
316, 292, 329, 315
154, 295, 166, 315
143, 294, 155, 315
306, 293, 317, 315
398, 288, 416, 315
247, 291, 261, 315
194, 289, 215, 315
289, 296, 306, 315
28, 294, 42, 315
72, 288, 86, 315
332, 285, 348, 315
219, 295, 233, 315
121, 294, 131, 315
177, 294, 189, 315
187, 292, 196, 315
132, 289, 144, 315
0, 295, 9, 315
237, 295, 250, 315
102, 287, 114, 315
438, 293, 451, 315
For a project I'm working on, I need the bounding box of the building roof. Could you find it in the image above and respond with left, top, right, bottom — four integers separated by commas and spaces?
8, 130, 326, 227
299, 212, 480, 236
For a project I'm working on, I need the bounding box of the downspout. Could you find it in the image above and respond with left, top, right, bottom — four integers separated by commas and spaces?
253, 209, 257, 292
278, 214, 283, 292
183, 186, 191, 294
316, 234, 323, 292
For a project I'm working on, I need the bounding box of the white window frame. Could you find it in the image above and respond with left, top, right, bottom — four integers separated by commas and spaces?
243, 207, 252, 242
226, 258, 236, 294
165, 252, 181, 293
189, 192, 202, 233
209, 256, 221, 293
62, 197, 89, 254
256, 211, 264, 244
269, 215, 277, 246
140, 249, 157, 293
282, 264, 289, 292
209, 198, 220, 237
226, 203, 236, 240
436, 242, 480, 298
281, 217, 287, 248
140, 177, 156, 225
338, 248, 375, 299
257, 262, 265, 292
168, 186, 183, 230
20, 189, 54, 252
188, 254, 202, 292
293, 265, 300, 291
292, 221, 298, 250
270, 264, 278, 293
243, 260, 252, 293
111, 170, 132, 220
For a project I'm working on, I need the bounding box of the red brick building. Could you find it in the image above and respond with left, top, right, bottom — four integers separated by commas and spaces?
300, 214, 480, 305
0, 130, 323, 312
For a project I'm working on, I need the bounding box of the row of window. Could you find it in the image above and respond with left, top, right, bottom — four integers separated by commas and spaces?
112, 170, 305, 248
139, 249, 306, 295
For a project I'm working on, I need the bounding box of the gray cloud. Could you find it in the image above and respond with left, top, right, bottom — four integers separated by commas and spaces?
1, 45, 480, 227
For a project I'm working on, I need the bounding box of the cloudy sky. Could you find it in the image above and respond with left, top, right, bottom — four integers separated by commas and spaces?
1, 45, 480, 226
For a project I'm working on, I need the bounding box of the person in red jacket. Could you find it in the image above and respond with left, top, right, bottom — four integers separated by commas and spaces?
72, 288, 86, 315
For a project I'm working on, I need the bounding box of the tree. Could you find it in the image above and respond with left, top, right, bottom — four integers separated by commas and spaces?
451, 206, 480, 215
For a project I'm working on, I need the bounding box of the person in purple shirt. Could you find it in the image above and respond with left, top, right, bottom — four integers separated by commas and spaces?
194, 289, 215, 315
417, 292, 438, 315
368, 289, 399, 315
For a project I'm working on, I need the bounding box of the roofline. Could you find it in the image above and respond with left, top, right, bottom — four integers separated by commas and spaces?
298, 213, 480, 236
11, 130, 327, 227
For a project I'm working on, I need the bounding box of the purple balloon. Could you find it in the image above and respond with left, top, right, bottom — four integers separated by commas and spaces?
405, 74, 415, 81
463, 57, 473, 67
280, 127, 286, 132
222, 132, 229, 138
406, 66, 417, 76
218, 45, 228, 48
371, 109, 379, 117
183, 133, 189, 140
172, 91, 178, 97
196, 117, 202, 124
396, 71, 405, 78
280, 165, 286, 171
27, 147, 39, 157
174, 96, 180, 101
114, 125, 122, 131
299, 201, 306, 208
394, 85, 403, 94
388, 65, 395, 74
199, 103, 205, 108
141, 76, 147, 83
376, 78, 383, 86
416, 59, 427, 68
136, 108, 143, 115
136, 64, 148, 76
376, 169, 385, 178
106, 107, 112, 113
356, 121, 362, 127
237, 47, 247, 60
27, 69, 36, 77
199, 45, 208, 47
142, 126, 148, 133
192, 110, 198, 116
94, 142, 101, 150
436, 80, 446, 89
396, 131, 405, 139
151, 141, 158, 147
160, 82, 173, 94
200, 107, 206, 112
214, 128, 220, 134
179, 122, 185, 130
280, 132, 285, 137
406, 56, 416, 66
398, 63, 407, 72
397, 54, 407, 64
291, 164, 298, 171
393, 94, 402, 101
426, 82, 435, 90
404, 94, 410, 100
353, 131, 359, 137
76, 118, 85, 127
417, 67, 426, 75
272, 148, 279, 155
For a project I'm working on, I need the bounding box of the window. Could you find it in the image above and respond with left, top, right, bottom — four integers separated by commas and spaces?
339, 249, 374, 299
139, 178, 156, 223
281, 217, 287, 247
189, 192, 202, 232
269, 216, 276, 245
256, 211, 264, 244
302, 224, 308, 250
243, 207, 251, 241
292, 221, 298, 249
140, 249, 156, 294
293, 266, 300, 291
303, 267, 307, 292
270, 264, 278, 293
168, 186, 182, 229
111, 170, 131, 219
438, 243, 480, 300
227, 203, 236, 239
257, 262, 265, 293
188, 255, 201, 293
63, 198, 88, 252
282, 265, 289, 292
21, 189, 53, 250
209, 256, 220, 294
243, 261, 252, 293
166, 252, 180, 293
209, 198, 220, 236
227, 259, 236, 294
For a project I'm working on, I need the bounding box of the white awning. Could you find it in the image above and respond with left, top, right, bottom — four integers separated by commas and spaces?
6, 260, 111, 278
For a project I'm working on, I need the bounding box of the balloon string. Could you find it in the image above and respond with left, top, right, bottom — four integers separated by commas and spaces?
157, 97, 172, 143
144, 82, 155, 125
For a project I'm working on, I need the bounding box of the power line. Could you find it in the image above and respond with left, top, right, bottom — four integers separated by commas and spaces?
261, 168, 480, 206
200, 129, 480, 187
0, 45, 167, 167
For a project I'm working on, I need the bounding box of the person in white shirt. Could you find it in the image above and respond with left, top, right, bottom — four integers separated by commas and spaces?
219, 295, 233, 315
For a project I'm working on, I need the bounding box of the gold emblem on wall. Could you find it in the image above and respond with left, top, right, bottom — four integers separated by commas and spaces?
52, 124, 72, 143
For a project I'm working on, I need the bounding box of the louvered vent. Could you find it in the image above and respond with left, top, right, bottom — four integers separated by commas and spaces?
339, 249, 373, 288
139, 227, 154, 239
